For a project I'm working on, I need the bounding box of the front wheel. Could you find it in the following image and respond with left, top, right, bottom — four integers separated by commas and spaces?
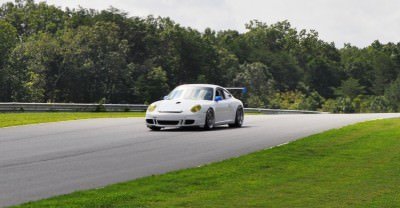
229, 107, 244, 128
204, 108, 215, 130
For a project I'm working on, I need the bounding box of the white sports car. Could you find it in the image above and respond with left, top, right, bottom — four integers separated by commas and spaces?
145, 84, 244, 130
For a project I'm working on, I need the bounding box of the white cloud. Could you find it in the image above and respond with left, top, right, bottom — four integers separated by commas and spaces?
1, 0, 400, 47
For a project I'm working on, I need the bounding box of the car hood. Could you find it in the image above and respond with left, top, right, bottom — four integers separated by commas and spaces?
156, 99, 210, 113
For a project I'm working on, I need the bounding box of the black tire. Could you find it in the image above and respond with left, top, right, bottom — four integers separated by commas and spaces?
229, 107, 244, 128
204, 108, 215, 130
148, 126, 162, 131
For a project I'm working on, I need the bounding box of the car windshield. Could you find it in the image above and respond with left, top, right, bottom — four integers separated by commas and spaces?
167, 86, 214, 101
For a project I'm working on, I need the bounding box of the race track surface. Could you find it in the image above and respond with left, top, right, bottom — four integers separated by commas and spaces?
1, 113, 399, 206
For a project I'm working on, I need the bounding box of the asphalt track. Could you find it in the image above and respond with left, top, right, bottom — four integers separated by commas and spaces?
1, 113, 399, 207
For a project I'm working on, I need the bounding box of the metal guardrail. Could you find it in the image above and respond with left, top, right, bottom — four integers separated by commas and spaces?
0, 103, 327, 114
0, 102, 147, 112
244, 108, 328, 114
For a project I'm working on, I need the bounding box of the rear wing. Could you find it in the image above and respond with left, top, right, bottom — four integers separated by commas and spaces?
225, 87, 247, 95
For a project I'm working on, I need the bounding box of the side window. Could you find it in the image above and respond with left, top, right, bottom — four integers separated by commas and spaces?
223, 90, 232, 99
216, 89, 225, 99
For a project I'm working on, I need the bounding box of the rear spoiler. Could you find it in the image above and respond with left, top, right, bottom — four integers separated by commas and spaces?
225, 87, 247, 95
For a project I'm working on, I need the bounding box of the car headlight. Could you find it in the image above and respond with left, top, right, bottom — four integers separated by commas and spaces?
147, 104, 157, 112
190, 105, 202, 113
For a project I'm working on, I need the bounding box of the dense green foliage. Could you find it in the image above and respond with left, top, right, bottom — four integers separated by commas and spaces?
14, 118, 400, 207
1, 0, 399, 112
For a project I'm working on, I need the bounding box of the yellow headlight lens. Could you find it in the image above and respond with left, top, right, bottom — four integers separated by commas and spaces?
190, 105, 202, 113
147, 104, 157, 112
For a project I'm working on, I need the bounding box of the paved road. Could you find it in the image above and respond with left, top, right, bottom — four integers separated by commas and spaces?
1, 114, 399, 207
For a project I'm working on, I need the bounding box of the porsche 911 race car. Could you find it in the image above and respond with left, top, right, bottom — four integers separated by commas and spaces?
145, 84, 244, 130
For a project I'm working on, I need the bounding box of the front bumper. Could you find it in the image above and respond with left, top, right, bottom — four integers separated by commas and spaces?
145, 111, 206, 128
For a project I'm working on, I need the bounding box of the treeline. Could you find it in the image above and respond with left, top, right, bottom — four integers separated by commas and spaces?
0, 0, 399, 112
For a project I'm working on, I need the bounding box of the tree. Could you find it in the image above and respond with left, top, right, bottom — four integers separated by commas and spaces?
305, 57, 341, 98
334, 78, 365, 99
0, 20, 17, 63
233, 62, 275, 107
59, 22, 129, 103
359, 42, 399, 95
385, 77, 400, 111
134, 66, 169, 103
340, 45, 374, 93
0, 20, 17, 101
6, 32, 62, 102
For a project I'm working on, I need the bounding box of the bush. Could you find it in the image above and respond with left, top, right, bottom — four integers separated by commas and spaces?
299, 91, 325, 111
322, 95, 393, 113
360, 96, 392, 113
269, 91, 304, 110
269, 90, 324, 111
321, 99, 338, 113
321, 97, 353, 113
336, 97, 355, 113
247, 95, 265, 108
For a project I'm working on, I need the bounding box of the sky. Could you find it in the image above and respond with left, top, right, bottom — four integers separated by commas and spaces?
2, 0, 400, 48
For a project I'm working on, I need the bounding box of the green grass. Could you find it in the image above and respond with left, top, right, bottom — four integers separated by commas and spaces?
0, 112, 145, 128
13, 118, 400, 207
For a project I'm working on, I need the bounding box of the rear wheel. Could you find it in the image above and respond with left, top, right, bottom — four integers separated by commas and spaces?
229, 107, 244, 128
148, 126, 162, 131
204, 108, 215, 130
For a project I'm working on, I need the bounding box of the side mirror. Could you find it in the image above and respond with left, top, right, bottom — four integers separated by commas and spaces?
215, 96, 223, 102
163, 96, 169, 100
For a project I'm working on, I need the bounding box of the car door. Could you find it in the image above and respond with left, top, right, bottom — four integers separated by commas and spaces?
223, 89, 236, 122
214, 88, 229, 123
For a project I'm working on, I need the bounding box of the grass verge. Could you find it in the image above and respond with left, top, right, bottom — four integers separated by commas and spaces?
0, 112, 145, 128
13, 118, 400, 207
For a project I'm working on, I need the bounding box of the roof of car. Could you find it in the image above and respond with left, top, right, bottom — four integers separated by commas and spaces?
177, 84, 221, 89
